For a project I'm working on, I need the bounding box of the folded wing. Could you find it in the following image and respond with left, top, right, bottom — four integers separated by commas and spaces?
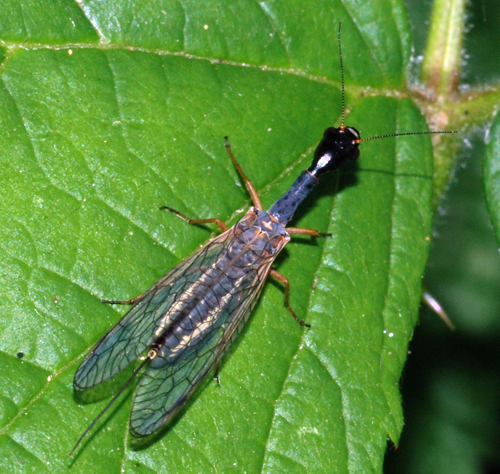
74, 231, 232, 391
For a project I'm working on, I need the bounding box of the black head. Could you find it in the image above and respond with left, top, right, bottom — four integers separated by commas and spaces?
307, 126, 360, 178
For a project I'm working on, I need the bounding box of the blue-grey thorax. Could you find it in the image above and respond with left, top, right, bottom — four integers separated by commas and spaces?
269, 171, 319, 225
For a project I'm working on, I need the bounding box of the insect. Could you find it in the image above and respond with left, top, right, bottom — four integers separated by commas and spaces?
71, 23, 455, 454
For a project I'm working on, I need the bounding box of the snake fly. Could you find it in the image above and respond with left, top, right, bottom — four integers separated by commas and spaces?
71, 23, 456, 454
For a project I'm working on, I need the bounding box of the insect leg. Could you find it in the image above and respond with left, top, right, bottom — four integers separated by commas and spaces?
161, 206, 228, 231
224, 136, 263, 210
101, 293, 145, 305
214, 363, 221, 387
269, 269, 311, 328
286, 227, 331, 237
70, 355, 152, 456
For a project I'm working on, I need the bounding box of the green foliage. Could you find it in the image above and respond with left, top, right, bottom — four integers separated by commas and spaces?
485, 116, 500, 247
1, 1, 489, 473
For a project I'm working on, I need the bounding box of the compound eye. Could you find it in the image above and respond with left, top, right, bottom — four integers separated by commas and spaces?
346, 127, 360, 140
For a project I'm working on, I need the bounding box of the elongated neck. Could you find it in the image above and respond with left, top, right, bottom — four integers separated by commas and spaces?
268, 171, 318, 225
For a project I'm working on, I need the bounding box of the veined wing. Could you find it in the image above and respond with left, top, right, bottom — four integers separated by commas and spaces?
74, 230, 234, 391
129, 255, 274, 437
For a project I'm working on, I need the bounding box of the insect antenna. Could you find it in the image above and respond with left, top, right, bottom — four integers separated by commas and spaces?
69, 355, 152, 456
338, 22, 346, 130
336, 23, 457, 141
358, 130, 458, 143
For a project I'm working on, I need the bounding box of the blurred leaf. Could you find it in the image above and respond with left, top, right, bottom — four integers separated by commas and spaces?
485, 112, 500, 247
384, 2, 500, 474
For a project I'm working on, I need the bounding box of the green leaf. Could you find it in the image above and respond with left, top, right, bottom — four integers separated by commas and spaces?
484, 112, 500, 247
0, 1, 436, 473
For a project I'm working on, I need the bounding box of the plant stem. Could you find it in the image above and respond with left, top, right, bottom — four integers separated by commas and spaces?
421, 0, 466, 101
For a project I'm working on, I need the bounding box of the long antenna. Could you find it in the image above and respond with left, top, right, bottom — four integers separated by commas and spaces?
69, 355, 152, 456
359, 130, 458, 142
336, 22, 457, 141
338, 22, 346, 129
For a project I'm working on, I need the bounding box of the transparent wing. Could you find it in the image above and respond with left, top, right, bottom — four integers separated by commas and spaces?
74, 231, 232, 391
129, 259, 271, 437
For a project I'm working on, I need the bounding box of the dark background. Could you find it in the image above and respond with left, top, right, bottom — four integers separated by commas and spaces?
385, 1, 500, 473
